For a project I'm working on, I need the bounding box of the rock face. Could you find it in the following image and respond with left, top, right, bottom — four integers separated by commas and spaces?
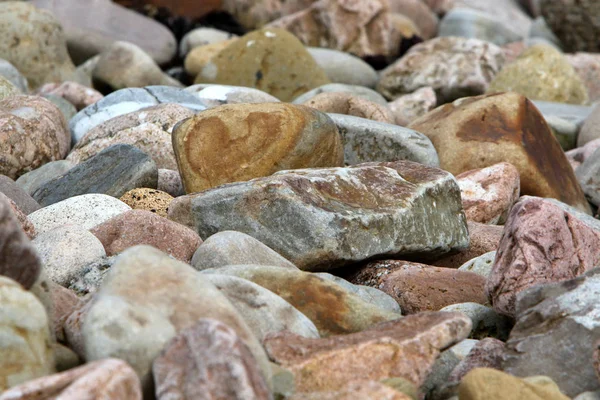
0, 358, 142, 400
541, 0, 600, 52
68, 104, 194, 170
90, 210, 202, 262
459, 368, 570, 400
408, 92, 591, 213
0, 276, 55, 391
172, 103, 344, 194
456, 162, 520, 224
503, 268, 600, 396
153, 319, 271, 400
263, 312, 472, 392
204, 274, 320, 341
170, 161, 469, 271
201, 265, 399, 336
196, 28, 330, 102
78, 246, 270, 390
0, 95, 69, 180
191, 231, 297, 271
0, 2, 79, 89
487, 44, 588, 105
486, 197, 600, 317
0, 196, 41, 289
349, 260, 488, 314
377, 37, 505, 102
33, 144, 158, 207
267, 0, 400, 60
327, 113, 440, 167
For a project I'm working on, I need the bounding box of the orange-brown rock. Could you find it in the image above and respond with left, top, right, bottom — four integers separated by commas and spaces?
0, 358, 142, 400
264, 312, 472, 392
408, 92, 591, 213
153, 318, 271, 400
349, 260, 487, 313
267, 0, 401, 59
432, 222, 502, 268
172, 103, 344, 194
302, 92, 395, 123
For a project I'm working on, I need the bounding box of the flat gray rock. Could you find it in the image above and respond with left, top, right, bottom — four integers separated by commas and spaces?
533, 100, 593, 129
171, 161, 469, 271
503, 268, 600, 397
327, 113, 440, 167
32, 144, 157, 207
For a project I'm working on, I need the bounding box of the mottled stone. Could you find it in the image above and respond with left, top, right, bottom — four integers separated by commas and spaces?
456, 162, 520, 224
447, 338, 505, 386
307, 47, 379, 88
28, 194, 131, 234
33, 225, 106, 286
77, 246, 270, 391
0, 58, 28, 93
576, 146, 600, 207
90, 210, 201, 262
36, 81, 103, 111
0, 95, 69, 180
153, 318, 270, 400
119, 188, 173, 218
205, 274, 319, 340
541, 0, 600, 53
67, 255, 117, 297
409, 92, 591, 213
487, 197, 600, 317
0, 276, 54, 391
173, 103, 343, 193
157, 169, 184, 197
567, 53, 600, 103
192, 230, 297, 271
0, 195, 40, 289
0, 3, 79, 89
0, 358, 142, 400
487, 44, 588, 105
15, 161, 74, 197
33, 144, 157, 207
388, 86, 437, 126
350, 260, 487, 313
196, 28, 330, 102
185, 84, 280, 108
293, 83, 388, 106
303, 92, 394, 123
264, 312, 472, 391
0, 193, 36, 239
458, 251, 496, 278
432, 222, 502, 268
378, 37, 505, 102
171, 161, 469, 271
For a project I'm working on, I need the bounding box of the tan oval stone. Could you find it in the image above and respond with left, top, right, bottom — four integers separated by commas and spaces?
172, 102, 344, 193
119, 188, 174, 218
302, 92, 395, 124
408, 92, 591, 213
185, 39, 237, 78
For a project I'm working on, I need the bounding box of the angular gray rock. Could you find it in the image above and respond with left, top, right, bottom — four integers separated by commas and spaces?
327, 113, 440, 167
191, 230, 297, 271
32, 144, 157, 207
503, 268, 600, 397
170, 161, 469, 271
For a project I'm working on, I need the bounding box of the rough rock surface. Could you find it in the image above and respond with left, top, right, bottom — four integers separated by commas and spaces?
264, 312, 472, 391
409, 92, 591, 213
170, 161, 469, 271
486, 196, 600, 317
172, 103, 343, 193
152, 319, 271, 400
541, 0, 600, 52
36, 81, 103, 111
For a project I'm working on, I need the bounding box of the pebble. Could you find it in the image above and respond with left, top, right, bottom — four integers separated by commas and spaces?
179, 27, 237, 58
15, 160, 75, 197
0, 193, 36, 239
119, 188, 173, 218
438, 8, 522, 45
36, 81, 104, 111
185, 84, 280, 108
388, 86, 438, 126
0, 58, 28, 93
32, 144, 158, 207
578, 103, 600, 147
0, 175, 41, 215
293, 83, 389, 106
307, 47, 379, 88
303, 92, 395, 123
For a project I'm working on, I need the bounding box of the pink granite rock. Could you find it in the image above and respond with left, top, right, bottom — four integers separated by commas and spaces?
90, 210, 202, 262
302, 92, 395, 123
289, 380, 413, 399
432, 222, 503, 268
456, 162, 520, 225
566, 53, 600, 103
50, 283, 83, 342
152, 318, 271, 400
0, 358, 142, 400
388, 86, 437, 126
565, 138, 600, 171
486, 196, 600, 317
36, 81, 104, 111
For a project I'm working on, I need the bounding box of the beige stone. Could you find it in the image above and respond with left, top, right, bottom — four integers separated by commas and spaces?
119, 188, 173, 218
302, 92, 394, 123
172, 102, 343, 193
36, 81, 103, 111
184, 39, 237, 78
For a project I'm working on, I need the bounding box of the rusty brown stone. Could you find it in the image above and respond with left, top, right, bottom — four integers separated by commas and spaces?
487, 196, 600, 317
36, 81, 103, 111
90, 210, 202, 262
349, 260, 487, 313
0, 192, 36, 239
267, 0, 401, 59
264, 312, 472, 392
432, 222, 502, 268
0, 358, 142, 400
153, 318, 271, 400
172, 102, 344, 194
409, 92, 591, 213
0, 195, 41, 289
302, 92, 395, 123
456, 162, 520, 225
0, 95, 69, 180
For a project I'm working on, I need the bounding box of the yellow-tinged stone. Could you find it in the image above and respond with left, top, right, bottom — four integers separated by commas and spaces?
172, 102, 344, 194
185, 39, 237, 78
119, 188, 173, 218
